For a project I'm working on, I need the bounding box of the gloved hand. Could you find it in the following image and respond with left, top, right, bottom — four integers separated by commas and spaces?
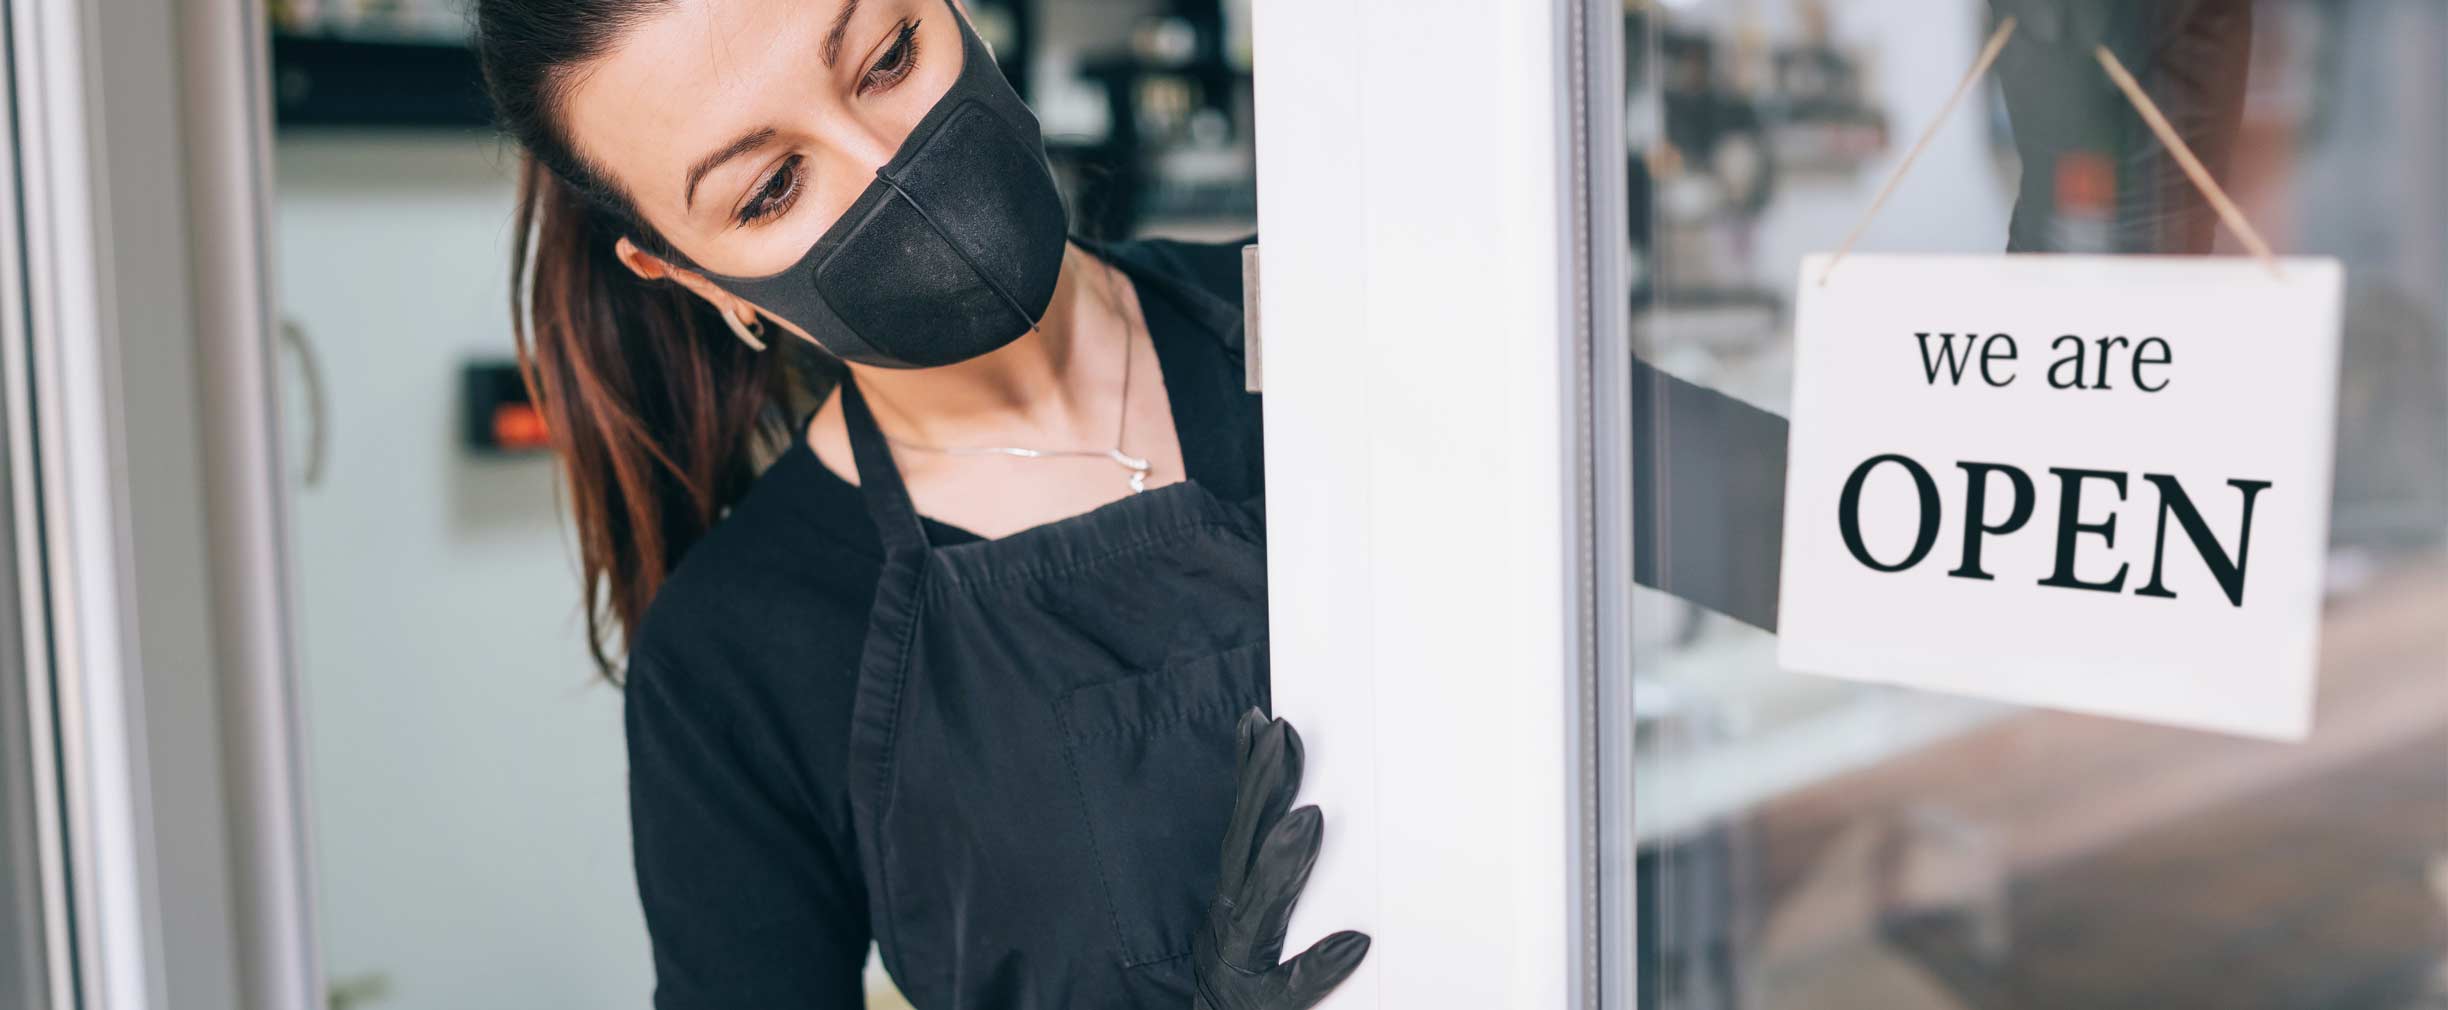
1191, 709, 1370, 1010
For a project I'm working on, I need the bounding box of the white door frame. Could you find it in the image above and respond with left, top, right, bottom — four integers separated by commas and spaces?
1253, 1, 1618, 1004
3, 0, 319, 1006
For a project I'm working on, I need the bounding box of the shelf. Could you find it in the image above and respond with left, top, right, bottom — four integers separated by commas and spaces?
271, 33, 490, 130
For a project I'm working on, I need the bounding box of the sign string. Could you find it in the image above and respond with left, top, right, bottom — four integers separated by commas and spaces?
1818, 16, 2283, 285
2093, 45, 2281, 276
1817, 16, 2018, 286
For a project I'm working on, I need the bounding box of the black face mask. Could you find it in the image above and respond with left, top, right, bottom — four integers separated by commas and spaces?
704, 6, 1069, 369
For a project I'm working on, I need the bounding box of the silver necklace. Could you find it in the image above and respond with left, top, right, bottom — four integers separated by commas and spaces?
874, 252, 1153, 493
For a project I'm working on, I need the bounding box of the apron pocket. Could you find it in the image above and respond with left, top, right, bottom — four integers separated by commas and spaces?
1056, 640, 1270, 967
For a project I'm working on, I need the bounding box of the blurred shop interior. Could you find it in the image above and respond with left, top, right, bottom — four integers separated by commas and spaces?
1623, 2, 2447, 1010
261, 2, 1251, 1008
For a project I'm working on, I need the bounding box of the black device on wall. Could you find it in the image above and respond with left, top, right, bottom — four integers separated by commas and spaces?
462, 360, 551, 456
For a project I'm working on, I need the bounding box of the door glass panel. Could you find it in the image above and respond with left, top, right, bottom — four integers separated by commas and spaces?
1616, 3, 2448, 1008
0, 21, 60, 1006
0, 237, 53, 1010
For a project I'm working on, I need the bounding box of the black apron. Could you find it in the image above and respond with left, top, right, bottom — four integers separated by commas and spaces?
838, 248, 1270, 1009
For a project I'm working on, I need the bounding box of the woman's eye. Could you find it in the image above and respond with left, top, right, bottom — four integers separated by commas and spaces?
858, 19, 921, 97
736, 155, 804, 226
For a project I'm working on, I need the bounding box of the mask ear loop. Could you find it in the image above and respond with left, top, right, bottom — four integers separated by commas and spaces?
723, 307, 770, 352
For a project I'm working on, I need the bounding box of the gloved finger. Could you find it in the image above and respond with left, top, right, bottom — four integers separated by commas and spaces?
1216, 712, 1299, 898
1275, 716, 1307, 797
1240, 719, 1304, 903
1215, 709, 1273, 896
1235, 707, 1265, 768
1251, 717, 1304, 861
1224, 804, 1323, 969
1275, 930, 1372, 1008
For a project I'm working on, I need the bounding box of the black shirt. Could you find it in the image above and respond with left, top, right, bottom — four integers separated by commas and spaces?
621, 236, 1259, 1009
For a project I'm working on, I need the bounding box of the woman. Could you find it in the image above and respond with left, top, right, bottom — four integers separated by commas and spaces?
472, 0, 1368, 1006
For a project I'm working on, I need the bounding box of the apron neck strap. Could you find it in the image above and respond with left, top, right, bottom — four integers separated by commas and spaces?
837, 377, 931, 554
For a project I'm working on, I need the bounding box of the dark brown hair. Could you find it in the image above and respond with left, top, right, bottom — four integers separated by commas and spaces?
477, 0, 824, 681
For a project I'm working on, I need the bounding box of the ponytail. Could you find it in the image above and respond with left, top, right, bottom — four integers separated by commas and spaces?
508, 157, 819, 682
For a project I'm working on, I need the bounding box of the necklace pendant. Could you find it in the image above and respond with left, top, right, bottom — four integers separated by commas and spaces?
1109, 449, 1152, 494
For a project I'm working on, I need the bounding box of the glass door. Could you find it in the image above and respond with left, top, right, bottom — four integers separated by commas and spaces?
1610, 2, 2447, 1008
0, 0, 309, 1005
0, 5, 65, 1002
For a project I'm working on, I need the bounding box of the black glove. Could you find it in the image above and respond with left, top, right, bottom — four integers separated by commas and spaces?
1191, 709, 1371, 1010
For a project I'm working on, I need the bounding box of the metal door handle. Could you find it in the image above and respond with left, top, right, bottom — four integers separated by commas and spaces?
278, 317, 328, 488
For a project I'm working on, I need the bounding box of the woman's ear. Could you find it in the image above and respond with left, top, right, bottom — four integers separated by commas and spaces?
610, 235, 804, 352
613, 235, 746, 321
613, 236, 674, 282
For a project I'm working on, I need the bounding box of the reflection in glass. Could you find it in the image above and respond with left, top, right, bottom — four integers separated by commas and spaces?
1622, 3, 2446, 1008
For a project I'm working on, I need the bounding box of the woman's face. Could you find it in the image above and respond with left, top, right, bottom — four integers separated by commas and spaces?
563, 0, 967, 281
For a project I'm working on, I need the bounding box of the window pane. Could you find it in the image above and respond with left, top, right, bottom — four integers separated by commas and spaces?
1616, 3, 2448, 1008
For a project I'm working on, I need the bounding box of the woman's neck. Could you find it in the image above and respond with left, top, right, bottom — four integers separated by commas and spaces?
846, 242, 1133, 449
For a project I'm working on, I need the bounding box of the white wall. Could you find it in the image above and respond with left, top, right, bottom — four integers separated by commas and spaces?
272, 134, 651, 1010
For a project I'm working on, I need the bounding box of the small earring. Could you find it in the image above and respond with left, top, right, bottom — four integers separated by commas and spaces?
723, 308, 768, 352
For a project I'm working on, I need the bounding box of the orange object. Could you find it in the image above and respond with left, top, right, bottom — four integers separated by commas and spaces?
2054, 150, 2116, 215
491, 403, 550, 449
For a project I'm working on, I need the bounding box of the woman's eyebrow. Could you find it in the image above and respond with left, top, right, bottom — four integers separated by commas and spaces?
822, 0, 863, 68
683, 126, 779, 211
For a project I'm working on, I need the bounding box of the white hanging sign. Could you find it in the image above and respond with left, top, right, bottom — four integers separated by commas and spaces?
1775, 253, 2344, 740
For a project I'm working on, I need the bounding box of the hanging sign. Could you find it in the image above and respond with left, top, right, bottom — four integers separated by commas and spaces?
1775, 253, 2344, 740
